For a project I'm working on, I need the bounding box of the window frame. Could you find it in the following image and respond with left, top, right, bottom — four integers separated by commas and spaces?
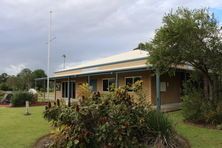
102, 78, 116, 92
125, 76, 142, 91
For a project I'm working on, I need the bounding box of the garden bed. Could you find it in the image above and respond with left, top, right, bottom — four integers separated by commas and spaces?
184, 120, 222, 130
33, 133, 190, 148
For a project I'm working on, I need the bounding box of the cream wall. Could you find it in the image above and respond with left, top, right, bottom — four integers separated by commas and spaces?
151, 73, 182, 104
55, 71, 182, 105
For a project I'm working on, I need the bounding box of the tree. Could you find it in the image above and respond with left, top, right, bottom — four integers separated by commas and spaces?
140, 8, 222, 100
6, 76, 19, 91
32, 69, 47, 90
0, 73, 9, 83
17, 68, 33, 90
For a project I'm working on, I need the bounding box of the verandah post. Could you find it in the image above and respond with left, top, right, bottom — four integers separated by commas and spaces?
156, 68, 161, 111
68, 77, 71, 107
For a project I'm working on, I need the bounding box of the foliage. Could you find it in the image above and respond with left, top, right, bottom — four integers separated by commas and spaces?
0, 83, 11, 91
77, 83, 92, 99
139, 8, 222, 100
44, 84, 175, 147
32, 69, 47, 90
17, 68, 33, 90
182, 79, 222, 125
0, 73, 9, 83
0, 68, 47, 91
11, 91, 36, 106
0, 90, 4, 99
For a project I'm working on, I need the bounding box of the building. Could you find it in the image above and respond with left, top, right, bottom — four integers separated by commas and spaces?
39, 50, 191, 111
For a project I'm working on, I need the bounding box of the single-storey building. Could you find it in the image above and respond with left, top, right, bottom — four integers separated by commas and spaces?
38, 50, 191, 111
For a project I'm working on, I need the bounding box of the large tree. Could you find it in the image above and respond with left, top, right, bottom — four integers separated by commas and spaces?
17, 68, 33, 90
0, 73, 9, 83
32, 69, 47, 90
140, 8, 222, 100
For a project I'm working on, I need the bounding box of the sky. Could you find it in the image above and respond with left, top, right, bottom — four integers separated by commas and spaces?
0, 0, 222, 76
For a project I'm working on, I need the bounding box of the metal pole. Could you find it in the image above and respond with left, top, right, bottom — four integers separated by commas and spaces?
62, 54, 66, 69
54, 79, 56, 100
88, 76, 90, 84
115, 73, 118, 88
156, 68, 161, 111
47, 10, 52, 101
68, 77, 70, 107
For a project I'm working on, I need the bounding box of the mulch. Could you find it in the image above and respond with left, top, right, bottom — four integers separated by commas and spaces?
33, 134, 54, 148
0, 104, 10, 107
33, 134, 190, 148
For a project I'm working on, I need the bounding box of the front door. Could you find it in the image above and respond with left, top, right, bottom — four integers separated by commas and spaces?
62, 81, 76, 99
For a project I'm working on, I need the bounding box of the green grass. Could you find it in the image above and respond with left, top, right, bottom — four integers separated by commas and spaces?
0, 106, 50, 148
168, 111, 222, 148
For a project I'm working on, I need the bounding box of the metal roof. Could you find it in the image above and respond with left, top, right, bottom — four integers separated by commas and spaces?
55, 50, 149, 73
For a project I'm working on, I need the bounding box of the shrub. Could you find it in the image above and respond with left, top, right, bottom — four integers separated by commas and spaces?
77, 83, 92, 99
182, 79, 222, 125
0, 90, 4, 99
44, 84, 175, 147
11, 91, 36, 107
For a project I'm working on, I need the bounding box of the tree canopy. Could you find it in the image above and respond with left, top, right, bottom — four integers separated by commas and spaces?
139, 8, 222, 100
0, 68, 47, 91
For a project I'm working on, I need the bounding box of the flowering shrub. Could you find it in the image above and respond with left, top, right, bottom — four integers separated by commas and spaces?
44, 83, 175, 147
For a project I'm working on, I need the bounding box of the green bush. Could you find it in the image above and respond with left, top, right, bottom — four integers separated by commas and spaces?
44, 84, 175, 147
0, 90, 4, 99
0, 83, 11, 91
182, 79, 222, 125
11, 91, 36, 107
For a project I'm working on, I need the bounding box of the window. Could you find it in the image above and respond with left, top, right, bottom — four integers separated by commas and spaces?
62, 82, 75, 98
103, 78, 115, 91
125, 76, 142, 91
89, 79, 97, 92
160, 82, 167, 92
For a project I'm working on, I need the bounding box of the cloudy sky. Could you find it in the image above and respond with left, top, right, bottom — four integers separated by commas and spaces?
0, 0, 222, 76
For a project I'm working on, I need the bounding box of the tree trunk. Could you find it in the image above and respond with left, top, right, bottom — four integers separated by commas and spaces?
203, 74, 213, 100
203, 74, 209, 99
209, 81, 213, 100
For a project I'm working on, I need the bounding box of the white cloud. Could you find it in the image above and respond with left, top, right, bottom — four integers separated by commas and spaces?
5, 64, 26, 75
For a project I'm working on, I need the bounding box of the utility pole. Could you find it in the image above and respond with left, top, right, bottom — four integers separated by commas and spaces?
47, 10, 52, 101
62, 54, 66, 69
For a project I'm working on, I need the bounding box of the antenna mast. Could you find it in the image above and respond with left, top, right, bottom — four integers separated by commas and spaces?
47, 10, 52, 101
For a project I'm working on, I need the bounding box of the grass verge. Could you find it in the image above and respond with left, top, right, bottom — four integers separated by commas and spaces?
0, 106, 50, 148
168, 111, 222, 148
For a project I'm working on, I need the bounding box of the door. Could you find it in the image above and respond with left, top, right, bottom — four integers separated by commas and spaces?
62, 81, 76, 99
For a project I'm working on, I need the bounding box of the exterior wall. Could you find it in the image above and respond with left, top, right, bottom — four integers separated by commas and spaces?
151, 72, 182, 105
55, 71, 182, 105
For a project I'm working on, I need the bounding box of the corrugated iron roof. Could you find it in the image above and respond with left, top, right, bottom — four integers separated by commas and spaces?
56, 50, 149, 73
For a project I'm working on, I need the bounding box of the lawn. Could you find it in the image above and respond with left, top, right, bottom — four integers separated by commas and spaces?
0, 106, 50, 148
168, 111, 222, 148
